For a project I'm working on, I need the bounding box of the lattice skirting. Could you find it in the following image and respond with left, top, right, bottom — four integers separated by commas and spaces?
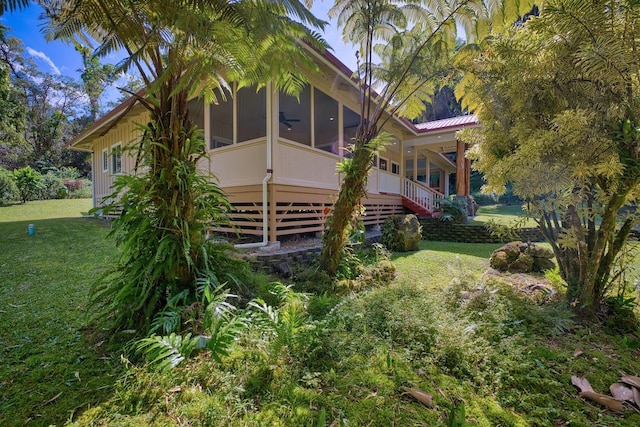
213, 184, 403, 241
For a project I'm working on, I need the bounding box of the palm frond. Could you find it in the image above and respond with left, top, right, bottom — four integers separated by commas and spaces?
136, 332, 201, 371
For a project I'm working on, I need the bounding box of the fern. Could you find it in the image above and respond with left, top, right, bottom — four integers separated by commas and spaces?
136, 333, 201, 371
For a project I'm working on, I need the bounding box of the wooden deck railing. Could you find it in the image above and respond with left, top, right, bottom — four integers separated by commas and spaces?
402, 178, 445, 212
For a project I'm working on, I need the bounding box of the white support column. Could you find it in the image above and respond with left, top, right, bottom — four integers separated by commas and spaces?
444, 173, 450, 197
412, 148, 418, 181
425, 153, 431, 188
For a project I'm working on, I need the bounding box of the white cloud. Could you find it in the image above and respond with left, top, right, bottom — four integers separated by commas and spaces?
26, 47, 61, 75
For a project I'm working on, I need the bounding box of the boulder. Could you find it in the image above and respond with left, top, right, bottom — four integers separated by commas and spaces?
381, 214, 422, 252
527, 244, 554, 259
490, 241, 556, 273
532, 257, 556, 272
510, 252, 534, 273
489, 250, 511, 271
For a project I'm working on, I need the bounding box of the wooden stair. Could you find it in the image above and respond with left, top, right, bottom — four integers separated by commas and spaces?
401, 178, 444, 218
402, 197, 432, 217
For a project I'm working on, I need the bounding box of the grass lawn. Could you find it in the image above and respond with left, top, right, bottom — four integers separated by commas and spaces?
1, 200, 639, 426
472, 204, 538, 227
0, 199, 122, 426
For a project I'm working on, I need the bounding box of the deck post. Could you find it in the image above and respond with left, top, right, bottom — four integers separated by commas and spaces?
455, 138, 466, 196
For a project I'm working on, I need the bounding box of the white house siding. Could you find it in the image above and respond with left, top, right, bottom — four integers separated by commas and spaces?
92, 110, 147, 205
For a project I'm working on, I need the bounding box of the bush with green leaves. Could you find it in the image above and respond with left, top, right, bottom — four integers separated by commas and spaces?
380, 214, 422, 252
38, 173, 68, 200
435, 196, 468, 223
13, 166, 42, 203
0, 167, 18, 203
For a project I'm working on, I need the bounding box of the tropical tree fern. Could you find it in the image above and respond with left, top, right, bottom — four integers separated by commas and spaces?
320, 0, 535, 275
45, 0, 327, 333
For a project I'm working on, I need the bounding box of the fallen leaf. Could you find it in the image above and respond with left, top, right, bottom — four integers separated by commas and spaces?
365, 391, 378, 399
74, 371, 81, 382
168, 386, 182, 393
573, 348, 583, 358
610, 383, 634, 402
400, 386, 432, 407
633, 387, 640, 407
578, 391, 624, 413
620, 376, 640, 390
571, 376, 594, 393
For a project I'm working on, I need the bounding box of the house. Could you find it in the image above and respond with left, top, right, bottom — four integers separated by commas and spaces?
68, 46, 479, 245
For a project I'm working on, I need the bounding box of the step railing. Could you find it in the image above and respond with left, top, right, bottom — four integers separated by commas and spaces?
402, 178, 445, 212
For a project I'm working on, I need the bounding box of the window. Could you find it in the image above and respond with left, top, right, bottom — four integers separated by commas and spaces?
313, 88, 339, 153
379, 157, 388, 171
102, 148, 108, 172
237, 86, 267, 143
343, 106, 360, 149
391, 162, 400, 175
111, 143, 122, 174
279, 85, 311, 146
210, 88, 233, 149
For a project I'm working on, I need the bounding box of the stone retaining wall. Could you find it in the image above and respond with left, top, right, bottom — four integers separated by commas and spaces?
246, 234, 381, 274
420, 218, 544, 243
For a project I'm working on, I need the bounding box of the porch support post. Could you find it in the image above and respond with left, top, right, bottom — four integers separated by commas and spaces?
412, 148, 418, 181
269, 185, 277, 242
425, 154, 431, 187
439, 171, 445, 193
444, 173, 450, 197
464, 143, 471, 197
455, 139, 467, 196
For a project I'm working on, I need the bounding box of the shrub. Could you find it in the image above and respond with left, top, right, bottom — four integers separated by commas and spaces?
68, 179, 92, 198
471, 191, 499, 206
13, 166, 42, 203
39, 173, 68, 200
381, 214, 422, 252
434, 197, 468, 223
0, 167, 18, 203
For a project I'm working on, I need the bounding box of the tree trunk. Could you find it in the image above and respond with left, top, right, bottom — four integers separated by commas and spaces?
320, 139, 373, 275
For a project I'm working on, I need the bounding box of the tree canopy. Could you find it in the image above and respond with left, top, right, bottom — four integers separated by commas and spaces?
458, 0, 640, 316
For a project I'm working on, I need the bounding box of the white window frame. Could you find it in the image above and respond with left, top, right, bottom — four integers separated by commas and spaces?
391, 161, 400, 175
102, 148, 108, 173
379, 157, 389, 172
110, 143, 122, 175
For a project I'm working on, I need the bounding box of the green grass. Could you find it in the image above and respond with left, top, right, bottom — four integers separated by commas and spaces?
0, 199, 122, 427
472, 204, 538, 227
0, 199, 94, 222
2, 200, 639, 426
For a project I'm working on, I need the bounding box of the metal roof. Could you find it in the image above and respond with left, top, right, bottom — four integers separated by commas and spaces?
414, 115, 479, 132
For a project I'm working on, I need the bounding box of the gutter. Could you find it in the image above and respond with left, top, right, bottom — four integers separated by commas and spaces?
234, 84, 273, 249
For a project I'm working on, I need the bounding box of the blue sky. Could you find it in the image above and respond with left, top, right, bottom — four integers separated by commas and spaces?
2, 1, 358, 101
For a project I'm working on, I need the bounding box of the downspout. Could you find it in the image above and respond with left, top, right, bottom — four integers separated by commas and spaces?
235, 84, 273, 249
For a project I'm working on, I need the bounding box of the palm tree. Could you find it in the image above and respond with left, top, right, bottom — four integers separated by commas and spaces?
0, 0, 29, 15
319, 0, 537, 275
44, 0, 327, 332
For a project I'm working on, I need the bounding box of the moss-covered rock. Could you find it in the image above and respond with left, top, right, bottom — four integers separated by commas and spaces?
490, 241, 556, 273
381, 214, 422, 252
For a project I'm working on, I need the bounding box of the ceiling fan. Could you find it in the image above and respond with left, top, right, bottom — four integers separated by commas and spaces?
279, 112, 300, 130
